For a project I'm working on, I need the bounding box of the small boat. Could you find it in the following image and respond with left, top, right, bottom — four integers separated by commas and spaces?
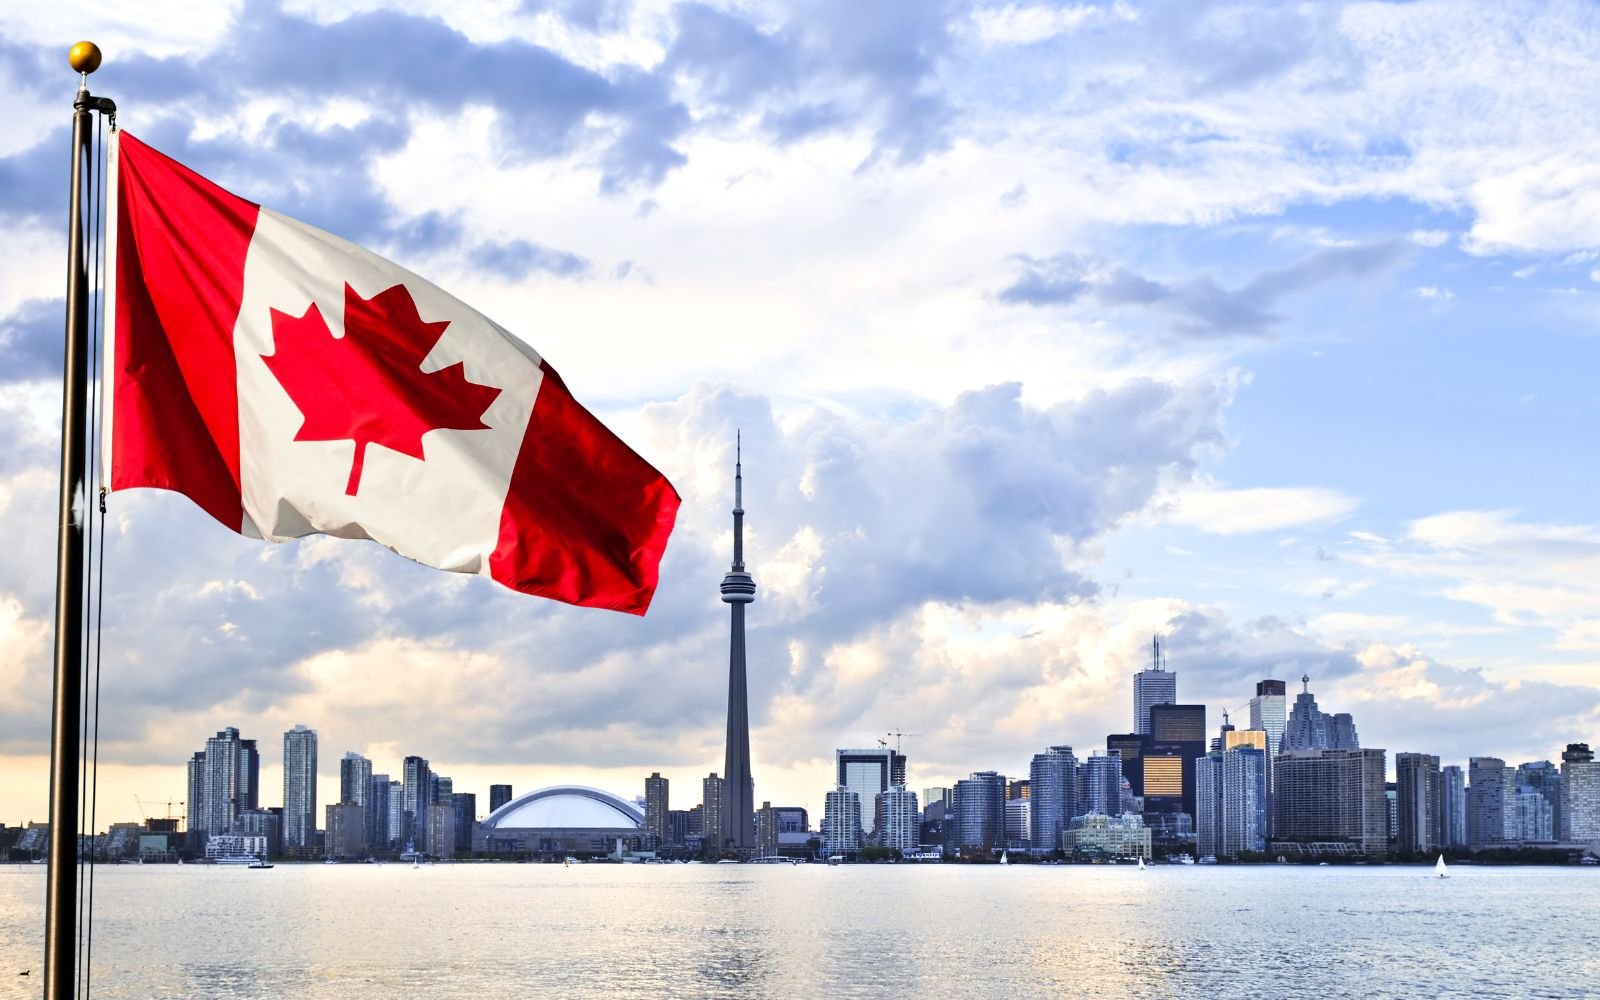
999, 851, 1009, 866
248, 859, 273, 869
1435, 854, 1448, 878
716, 858, 740, 864
1137, 855, 1147, 871
826, 855, 844, 866
564, 856, 578, 866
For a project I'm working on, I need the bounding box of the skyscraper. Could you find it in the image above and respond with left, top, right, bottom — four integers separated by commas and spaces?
1395, 752, 1440, 856
836, 748, 901, 841
1132, 635, 1177, 735
823, 787, 862, 855
953, 772, 1007, 854
1105, 734, 1144, 796
186, 751, 206, 837
1273, 748, 1388, 855
387, 781, 405, 844
880, 786, 920, 855
1197, 746, 1267, 859
282, 725, 319, 855
719, 436, 757, 853
451, 792, 476, 852
1029, 746, 1079, 851
339, 752, 372, 850
1560, 743, 1600, 841
193, 727, 258, 841
702, 773, 726, 854
1282, 675, 1360, 751
402, 755, 432, 851
645, 773, 670, 846
368, 773, 391, 849
1437, 765, 1467, 848
1517, 761, 1562, 840
1467, 757, 1510, 848
1249, 679, 1287, 837
1079, 753, 1123, 816
489, 784, 513, 814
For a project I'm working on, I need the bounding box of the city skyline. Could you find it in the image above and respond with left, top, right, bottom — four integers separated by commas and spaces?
3, 2, 1600, 827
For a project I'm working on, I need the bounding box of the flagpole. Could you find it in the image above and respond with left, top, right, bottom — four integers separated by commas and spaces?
45, 41, 111, 1000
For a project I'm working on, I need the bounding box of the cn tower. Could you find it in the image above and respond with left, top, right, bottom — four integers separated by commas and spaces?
719, 433, 756, 852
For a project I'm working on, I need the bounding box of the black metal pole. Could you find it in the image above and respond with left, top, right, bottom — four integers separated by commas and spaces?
44, 80, 94, 1000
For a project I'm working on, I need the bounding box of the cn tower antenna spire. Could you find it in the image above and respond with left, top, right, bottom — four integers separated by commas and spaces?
718, 432, 756, 853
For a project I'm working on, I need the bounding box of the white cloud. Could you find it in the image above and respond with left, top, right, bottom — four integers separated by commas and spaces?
970, 2, 1137, 46
1411, 229, 1450, 247
1165, 485, 1360, 535
1416, 285, 1454, 301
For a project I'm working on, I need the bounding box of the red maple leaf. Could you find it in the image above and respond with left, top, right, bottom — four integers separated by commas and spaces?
262, 283, 502, 496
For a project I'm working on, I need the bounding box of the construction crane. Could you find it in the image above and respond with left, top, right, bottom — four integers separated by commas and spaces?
134, 795, 185, 824
886, 730, 923, 754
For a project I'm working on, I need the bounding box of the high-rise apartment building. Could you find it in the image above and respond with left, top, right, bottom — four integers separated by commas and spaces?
1273, 748, 1388, 855
1005, 797, 1031, 848
1197, 746, 1266, 859
1517, 761, 1562, 841
339, 752, 372, 851
880, 786, 920, 855
836, 748, 904, 841
325, 802, 363, 859
1437, 765, 1467, 848
368, 773, 390, 849
1132, 636, 1177, 735
282, 725, 319, 854
489, 784, 514, 814
451, 793, 476, 852
756, 802, 780, 857
402, 755, 432, 851
1079, 753, 1124, 816
701, 773, 725, 854
645, 772, 670, 846
953, 772, 1007, 854
822, 786, 862, 855
190, 728, 261, 841
1560, 743, 1600, 841
1515, 785, 1553, 841
1395, 753, 1440, 855
387, 781, 404, 845
1029, 746, 1079, 850
1467, 757, 1511, 848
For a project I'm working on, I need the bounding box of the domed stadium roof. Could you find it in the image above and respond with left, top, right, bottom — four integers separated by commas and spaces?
480, 786, 644, 831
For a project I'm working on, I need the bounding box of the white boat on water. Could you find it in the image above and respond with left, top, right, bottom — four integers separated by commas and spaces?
213, 856, 258, 866
1436, 855, 1449, 878
826, 855, 845, 866
1137, 855, 1147, 871
999, 851, 1009, 865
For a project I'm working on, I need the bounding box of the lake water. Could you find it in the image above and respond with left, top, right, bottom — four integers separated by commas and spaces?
1, 863, 1595, 998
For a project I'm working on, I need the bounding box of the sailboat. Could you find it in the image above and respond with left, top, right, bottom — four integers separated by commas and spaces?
999, 851, 1009, 865
1436, 854, 1448, 878
1137, 855, 1147, 871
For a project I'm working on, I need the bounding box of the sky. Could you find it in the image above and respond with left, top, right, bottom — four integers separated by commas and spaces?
1, 0, 1599, 829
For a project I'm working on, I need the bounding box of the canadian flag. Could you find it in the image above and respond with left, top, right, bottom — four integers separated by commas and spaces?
106, 132, 679, 614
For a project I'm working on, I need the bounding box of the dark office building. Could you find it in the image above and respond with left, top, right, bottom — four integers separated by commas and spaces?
1106, 733, 1145, 797
489, 784, 513, 814
645, 772, 670, 846
1149, 704, 1207, 744
452, 792, 476, 853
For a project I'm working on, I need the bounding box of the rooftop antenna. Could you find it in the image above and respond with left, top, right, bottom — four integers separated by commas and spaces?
1302, 673, 1311, 693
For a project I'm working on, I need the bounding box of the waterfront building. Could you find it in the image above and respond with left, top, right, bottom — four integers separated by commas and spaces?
1467, 757, 1511, 848
1133, 635, 1177, 735
367, 774, 390, 849
1517, 761, 1562, 841
1560, 744, 1600, 841
953, 771, 1007, 855
836, 748, 905, 842
402, 755, 432, 851
282, 725, 318, 855
756, 802, 780, 856
192, 727, 261, 843
204, 834, 267, 861
1197, 746, 1266, 859
1079, 753, 1123, 817
645, 773, 670, 847
1437, 765, 1467, 848
1029, 746, 1079, 852
823, 786, 863, 855
1064, 813, 1151, 860
387, 781, 404, 845
452, 793, 476, 852
489, 784, 514, 814
718, 438, 758, 853
687, 804, 704, 838
1249, 679, 1288, 836
1273, 748, 1388, 856
880, 786, 920, 855
339, 752, 372, 850
1515, 786, 1553, 842
770, 807, 811, 853
667, 809, 691, 846
1005, 797, 1031, 849
1282, 675, 1360, 751
428, 803, 456, 859
325, 802, 363, 859
1395, 753, 1440, 855
1385, 782, 1398, 846
235, 808, 281, 858
1106, 734, 1144, 796
702, 773, 726, 853
476, 787, 646, 856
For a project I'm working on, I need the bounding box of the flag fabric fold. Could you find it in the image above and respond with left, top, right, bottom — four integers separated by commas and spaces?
106, 131, 679, 615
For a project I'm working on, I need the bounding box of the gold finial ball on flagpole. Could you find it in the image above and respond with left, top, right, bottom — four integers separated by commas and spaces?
68, 41, 102, 75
